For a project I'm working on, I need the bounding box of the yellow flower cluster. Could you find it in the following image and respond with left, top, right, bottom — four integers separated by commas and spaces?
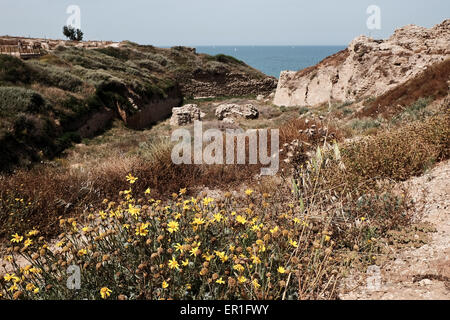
0, 174, 346, 300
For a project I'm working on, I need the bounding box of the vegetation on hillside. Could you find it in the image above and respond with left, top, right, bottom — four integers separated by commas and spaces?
0, 44, 268, 172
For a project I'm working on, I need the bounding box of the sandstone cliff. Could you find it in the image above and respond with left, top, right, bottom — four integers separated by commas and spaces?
274, 19, 450, 107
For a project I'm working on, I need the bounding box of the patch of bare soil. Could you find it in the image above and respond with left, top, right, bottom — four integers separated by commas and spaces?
340, 160, 450, 300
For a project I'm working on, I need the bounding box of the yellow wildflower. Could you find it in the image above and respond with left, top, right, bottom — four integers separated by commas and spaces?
162, 281, 169, 289
245, 189, 254, 196
128, 204, 141, 218
190, 246, 200, 257
216, 277, 225, 284
214, 251, 229, 263
289, 239, 299, 248
8, 283, 18, 292
11, 233, 23, 243
233, 264, 245, 273
174, 243, 184, 253
23, 238, 33, 248
126, 173, 138, 184
252, 279, 261, 289
100, 287, 112, 299
251, 223, 263, 232
98, 210, 107, 220
26, 283, 35, 291
277, 266, 286, 274
236, 215, 247, 225
26, 229, 39, 237
168, 256, 180, 270
173, 212, 182, 220
29, 267, 41, 274
213, 212, 223, 223
4, 273, 17, 282
167, 221, 179, 233
192, 217, 206, 226
202, 197, 214, 206
136, 223, 149, 237
202, 252, 215, 262
251, 254, 261, 264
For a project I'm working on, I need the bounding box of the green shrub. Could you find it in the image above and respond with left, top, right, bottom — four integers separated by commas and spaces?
298, 106, 309, 115
0, 87, 47, 117
135, 59, 164, 72
143, 53, 169, 67
349, 117, 382, 131
212, 54, 246, 66
0, 55, 34, 84
95, 47, 130, 61
391, 97, 433, 123
28, 62, 84, 92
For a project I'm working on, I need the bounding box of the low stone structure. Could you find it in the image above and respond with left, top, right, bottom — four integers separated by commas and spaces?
170, 104, 204, 126
215, 104, 259, 121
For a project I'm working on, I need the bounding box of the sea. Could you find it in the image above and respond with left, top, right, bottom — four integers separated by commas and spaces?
195, 46, 346, 79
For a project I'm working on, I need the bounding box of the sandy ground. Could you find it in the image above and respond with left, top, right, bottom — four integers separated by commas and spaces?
340, 160, 450, 300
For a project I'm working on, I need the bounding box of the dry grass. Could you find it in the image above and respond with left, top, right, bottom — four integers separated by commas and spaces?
317, 111, 450, 195
0, 115, 341, 239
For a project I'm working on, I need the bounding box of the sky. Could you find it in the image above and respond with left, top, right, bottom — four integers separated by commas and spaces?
0, 0, 449, 46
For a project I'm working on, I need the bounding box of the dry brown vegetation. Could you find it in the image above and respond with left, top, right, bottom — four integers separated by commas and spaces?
319, 110, 450, 194
2, 103, 447, 242
358, 58, 450, 118
0, 116, 340, 239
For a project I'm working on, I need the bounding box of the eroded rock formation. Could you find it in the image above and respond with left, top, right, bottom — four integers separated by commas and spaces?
215, 104, 259, 121
170, 104, 204, 126
274, 19, 450, 107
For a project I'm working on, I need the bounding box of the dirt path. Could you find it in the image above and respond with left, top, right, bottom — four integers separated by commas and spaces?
340, 160, 450, 300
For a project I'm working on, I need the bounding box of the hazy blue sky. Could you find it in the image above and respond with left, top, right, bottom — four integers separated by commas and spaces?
1, 0, 448, 45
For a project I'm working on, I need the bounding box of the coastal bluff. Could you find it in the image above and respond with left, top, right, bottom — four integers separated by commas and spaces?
274, 19, 450, 107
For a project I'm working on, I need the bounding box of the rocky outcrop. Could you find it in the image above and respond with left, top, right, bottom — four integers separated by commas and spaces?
170, 104, 204, 126
215, 104, 259, 121
274, 19, 450, 107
